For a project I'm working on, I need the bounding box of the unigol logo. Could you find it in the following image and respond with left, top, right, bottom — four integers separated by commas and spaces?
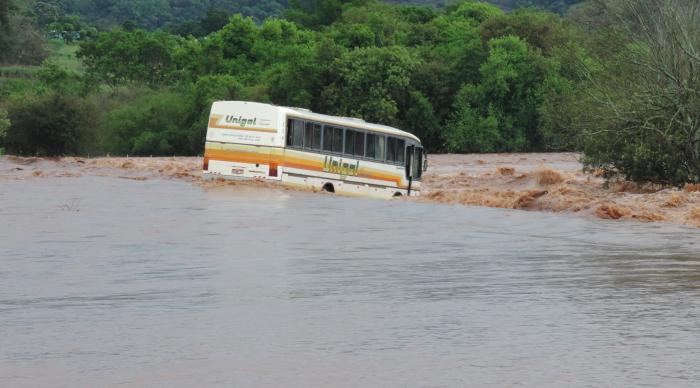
223, 115, 257, 127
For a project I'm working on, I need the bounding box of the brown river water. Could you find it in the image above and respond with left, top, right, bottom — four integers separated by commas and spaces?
1, 156, 700, 387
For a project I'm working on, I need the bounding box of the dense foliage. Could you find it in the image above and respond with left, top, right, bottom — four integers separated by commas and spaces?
0, 0, 48, 64
574, 0, 700, 185
4, 92, 96, 156
57, 0, 288, 29
24, 0, 586, 34
0, 0, 593, 157
1, 0, 698, 187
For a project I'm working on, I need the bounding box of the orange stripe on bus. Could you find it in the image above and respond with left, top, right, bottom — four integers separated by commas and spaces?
205, 148, 403, 186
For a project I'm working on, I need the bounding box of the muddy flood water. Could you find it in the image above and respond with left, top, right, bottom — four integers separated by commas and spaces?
2, 166, 700, 386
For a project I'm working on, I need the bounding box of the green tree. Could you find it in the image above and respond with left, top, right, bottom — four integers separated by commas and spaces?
285, 0, 369, 29
100, 91, 195, 155
0, 110, 10, 152
579, 0, 700, 185
445, 35, 555, 152
320, 46, 419, 125
0, 0, 47, 64
5, 93, 96, 156
77, 29, 183, 90
37, 61, 84, 94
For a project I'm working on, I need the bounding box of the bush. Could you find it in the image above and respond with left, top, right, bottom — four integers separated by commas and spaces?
100, 91, 197, 156
579, 0, 700, 186
0, 109, 10, 152
4, 93, 96, 156
443, 36, 554, 153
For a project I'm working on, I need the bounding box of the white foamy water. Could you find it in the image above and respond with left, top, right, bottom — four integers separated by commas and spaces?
1, 176, 699, 387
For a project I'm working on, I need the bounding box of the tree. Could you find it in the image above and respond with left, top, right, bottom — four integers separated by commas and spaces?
77, 29, 183, 90
5, 93, 95, 156
444, 35, 555, 152
100, 91, 194, 155
320, 46, 419, 125
0, 110, 10, 152
285, 0, 369, 29
580, 0, 700, 185
0, 0, 47, 65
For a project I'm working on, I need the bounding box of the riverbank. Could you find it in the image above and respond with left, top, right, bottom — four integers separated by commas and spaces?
422, 153, 700, 228
2, 153, 699, 228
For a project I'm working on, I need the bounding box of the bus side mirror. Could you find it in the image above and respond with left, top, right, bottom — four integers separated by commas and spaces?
423, 156, 428, 172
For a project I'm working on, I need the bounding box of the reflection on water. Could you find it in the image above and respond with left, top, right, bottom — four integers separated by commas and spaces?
1, 177, 699, 387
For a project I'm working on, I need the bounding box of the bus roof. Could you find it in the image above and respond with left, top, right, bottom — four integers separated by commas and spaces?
219, 101, 421, 143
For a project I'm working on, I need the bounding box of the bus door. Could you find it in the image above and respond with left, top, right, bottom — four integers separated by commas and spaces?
404, 145, 424, 195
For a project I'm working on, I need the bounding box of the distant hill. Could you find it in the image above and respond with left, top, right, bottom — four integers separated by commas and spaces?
55, 0, 583, 30
390, 0, 582, 14
56, 0, 289, 29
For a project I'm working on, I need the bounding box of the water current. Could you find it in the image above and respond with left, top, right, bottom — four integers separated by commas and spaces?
1, 177, 699, 387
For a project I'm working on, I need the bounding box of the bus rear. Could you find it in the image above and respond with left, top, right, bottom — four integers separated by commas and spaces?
203, 101, 285, 181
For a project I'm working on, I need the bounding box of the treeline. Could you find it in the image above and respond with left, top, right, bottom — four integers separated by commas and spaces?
57, 0, 288, 30
1, 0, 699, 186
0, 0, 48, 64
10, 0, 585, 35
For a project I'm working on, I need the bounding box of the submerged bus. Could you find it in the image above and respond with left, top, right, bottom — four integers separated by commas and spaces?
202, 101, 426, 198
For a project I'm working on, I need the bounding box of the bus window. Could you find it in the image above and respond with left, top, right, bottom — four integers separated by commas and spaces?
376, 135, 386, 161
397, 139, 405, 164
344, 130, 356, 155
305, 122, 321, 150
387, 137, 397, 162
355, 131, 365, 157
323, 126, 333, 151
414, 147, 423, 179
289, 119, 303, 147
286, 119, 293, 146
332, 127, 343, 153
366, 133, 376, 158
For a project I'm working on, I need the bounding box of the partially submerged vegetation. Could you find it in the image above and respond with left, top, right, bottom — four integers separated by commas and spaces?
2, 153, 699, 228
420, 153, 700, 227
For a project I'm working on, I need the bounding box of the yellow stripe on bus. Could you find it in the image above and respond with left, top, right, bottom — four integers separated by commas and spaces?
205, 143, 404, 186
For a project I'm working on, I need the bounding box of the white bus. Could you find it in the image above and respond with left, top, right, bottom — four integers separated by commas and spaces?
202, 101, 426, 198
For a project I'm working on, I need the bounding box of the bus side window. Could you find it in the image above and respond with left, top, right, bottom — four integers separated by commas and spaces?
355, 131, 365, 157
344, 130, 355, 155
286, 119, 294, 146
387, 137, 397, 162
290, 119, 303, 147
366, 133, 376, 158
414, 148, 423, 179
323, 126, 333, 151
376, 135, 386, 161
397, 139, 405, 164
313, 124, 321, 150
305, 122, 321, 150
332, 127, 343, 153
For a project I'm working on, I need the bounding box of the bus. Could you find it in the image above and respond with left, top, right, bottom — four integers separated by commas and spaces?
202, 101, 426, 198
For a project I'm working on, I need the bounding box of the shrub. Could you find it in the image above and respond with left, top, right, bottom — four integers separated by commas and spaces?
443, 36, 555, 153
0, 109, 9, 153
580, 0, 700, 186
4, 93, 95, 156
100, 91, 196, 156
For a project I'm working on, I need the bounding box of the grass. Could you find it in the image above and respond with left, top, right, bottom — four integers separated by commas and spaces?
0, 40, 82, 99
46, 40, 83, 73
0, 66, 41, 78
0, 40, 83, 81
0, 77, 39, 99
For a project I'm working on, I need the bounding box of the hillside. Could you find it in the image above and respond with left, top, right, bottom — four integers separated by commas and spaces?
54, 0, 583, 30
